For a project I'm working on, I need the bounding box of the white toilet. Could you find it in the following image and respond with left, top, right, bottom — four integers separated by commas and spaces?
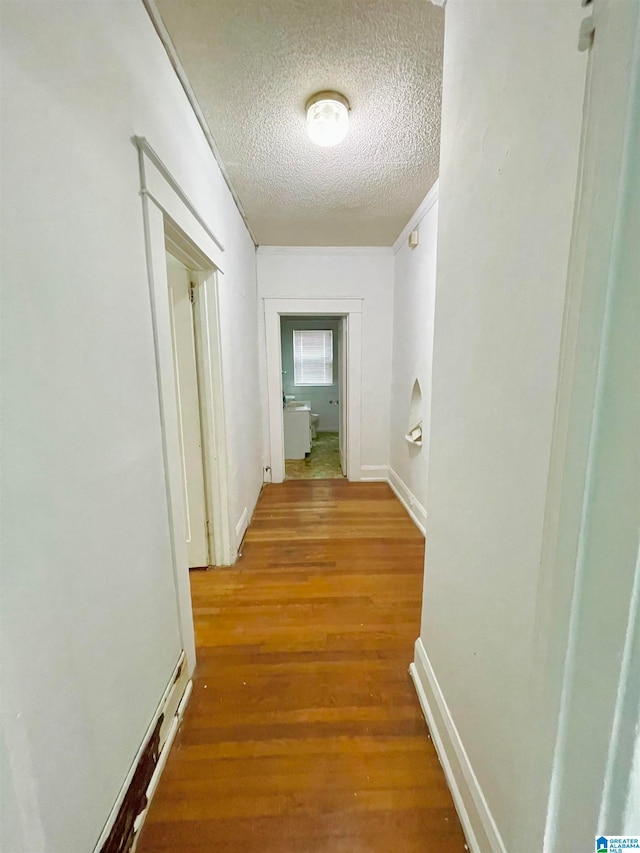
310, 413, 320, 439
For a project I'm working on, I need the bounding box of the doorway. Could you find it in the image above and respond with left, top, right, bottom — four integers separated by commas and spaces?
135, 136, 238, 673
280, 315, 346, 480
166, 252, 210, 568
264, 297, 362, 484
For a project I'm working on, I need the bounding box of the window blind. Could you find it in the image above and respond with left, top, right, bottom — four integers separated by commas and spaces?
293, 329, 333, 386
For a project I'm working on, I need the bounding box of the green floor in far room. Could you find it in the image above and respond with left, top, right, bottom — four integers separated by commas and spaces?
285, 432, 344, 480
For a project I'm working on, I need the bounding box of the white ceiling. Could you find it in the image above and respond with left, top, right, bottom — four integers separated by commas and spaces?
154, 0, 444, 247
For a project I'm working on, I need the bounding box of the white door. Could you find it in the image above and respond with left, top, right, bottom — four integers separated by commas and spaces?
166, 253, 209, 568
338, 317, 348, 476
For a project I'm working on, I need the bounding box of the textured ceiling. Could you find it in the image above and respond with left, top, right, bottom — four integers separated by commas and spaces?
154, 0, 444, 246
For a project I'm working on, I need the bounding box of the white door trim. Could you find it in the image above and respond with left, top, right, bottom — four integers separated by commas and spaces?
166, 257, 209, 568
135, 137, 236, 672
339, 317, 348, 476
529, 3, 640, 846
192, 269, 235, 566
263, 297, 363, 484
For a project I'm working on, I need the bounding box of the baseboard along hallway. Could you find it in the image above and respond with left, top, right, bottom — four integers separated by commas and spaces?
137, 480, 467, 852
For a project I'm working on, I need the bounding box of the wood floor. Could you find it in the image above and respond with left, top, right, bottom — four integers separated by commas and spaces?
137, 480, 467, 853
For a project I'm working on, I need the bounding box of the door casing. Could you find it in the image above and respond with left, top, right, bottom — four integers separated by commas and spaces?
135, 136, 236, 673
166, 254, 210, 568
264, 297, 362, 484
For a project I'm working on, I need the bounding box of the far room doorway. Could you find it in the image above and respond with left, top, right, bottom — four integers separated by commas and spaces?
280, 315, 347, 480
264, 296, 362, 483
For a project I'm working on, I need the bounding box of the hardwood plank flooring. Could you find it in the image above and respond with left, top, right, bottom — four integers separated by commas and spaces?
137, 480, 467, 852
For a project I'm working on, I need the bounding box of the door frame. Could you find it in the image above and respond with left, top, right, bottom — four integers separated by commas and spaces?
135, 136, 235, 672
263, 297, 363, 483
338, 316, 348, 476
166, 252, 212, 569
527, 2, 640, 846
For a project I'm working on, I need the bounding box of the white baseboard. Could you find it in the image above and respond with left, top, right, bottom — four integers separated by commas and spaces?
410, 639, 507, 853
235, 505, 249, 549
387, 467, 427, 536
132, 678, 193, 847
359, 464, 389, 481
93, 654, 192, 852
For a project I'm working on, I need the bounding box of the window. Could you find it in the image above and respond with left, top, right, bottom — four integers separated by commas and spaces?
293, 329, 333, 386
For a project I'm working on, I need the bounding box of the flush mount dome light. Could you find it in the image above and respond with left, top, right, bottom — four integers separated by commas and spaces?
305, 91, 350, 147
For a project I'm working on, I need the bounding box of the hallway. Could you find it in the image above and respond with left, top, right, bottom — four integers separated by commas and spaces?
138, 481, 466, 852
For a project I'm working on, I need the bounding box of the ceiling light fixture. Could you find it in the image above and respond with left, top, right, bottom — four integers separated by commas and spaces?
305, 91, 350, 147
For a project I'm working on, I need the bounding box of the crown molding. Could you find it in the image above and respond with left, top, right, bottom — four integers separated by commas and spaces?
256, 246, 394, 257
141, 0, 258, 246
392, 179, 439, 255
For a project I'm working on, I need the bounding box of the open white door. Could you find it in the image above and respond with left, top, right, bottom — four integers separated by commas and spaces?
338, 317, 348, 476
166, 253, 209, 568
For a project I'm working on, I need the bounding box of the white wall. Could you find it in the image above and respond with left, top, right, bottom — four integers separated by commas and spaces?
389, 183, 439, 526
626, 727, 640, 834
281, 317, 341, 432
413, 2, 587, 852
0, 3, 262, 851
535, 2, 640, 847
257, 248, 394, 479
